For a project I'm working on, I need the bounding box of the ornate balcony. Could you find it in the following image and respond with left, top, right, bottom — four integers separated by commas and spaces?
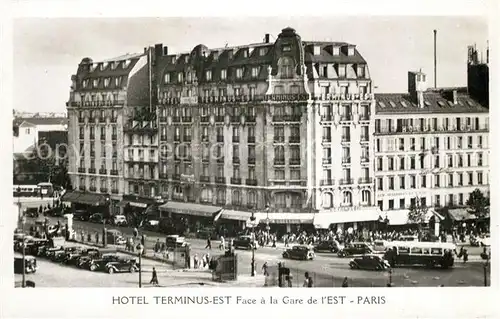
320, 179, 334, 186
248, 157, 256, 164
110, 169, 118, 176
247, 136, 256, 143
246, 179, 257, 186
215, 176, 226, 184
274, 159, 285, 166
99, 168, 107, 175
200, 176, 210, 183
289, 158, 301, 165
88, 168, 96, 174
230, 177, 242, 185
358, 177, 373, 184
78, 167, 86, 173
339, 178, 354, 185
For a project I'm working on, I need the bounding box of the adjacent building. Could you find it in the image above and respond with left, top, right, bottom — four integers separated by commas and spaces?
373, 70, 489, 226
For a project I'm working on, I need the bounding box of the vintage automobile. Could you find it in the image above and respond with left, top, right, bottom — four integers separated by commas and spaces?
88, 254, 121, 271
165, 235, 189, 249
196, 227, 218, 240
25, 239, 51, 256
14, 235, 35, 252
14, 256, 38, 274
337, 242, 373, 257
105, 258, 140, 274
44, 246, 65, 259
282, 245, 315, 261
232, 235, 258, 250
51, 246, 81, 262
24, 207, 39, 218
73, 210, 90, 221
77, 251, 104, 269
63, 247, 99, 265
349, 255, 391, 271
89, 213, 105, 224
313, 240, 342, 253
105, 229, 127, 245
113, 215, 128, 226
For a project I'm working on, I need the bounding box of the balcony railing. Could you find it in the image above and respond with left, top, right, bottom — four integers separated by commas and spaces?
232, 157, 240, 164
339, 178, 354, 185
202, 157, 210, 163
248, 157, 256, 164
174, 136, 181, 142
112, 134, 117, 141
182, 116, 192, 122
246, 116, 256, 123
358, 177, 373, 184
201, 135, 209, 142
78, 118, 84, 123
159, 116, 167, 123
173, 174, 180, 180
274, 136, 285, 143
216, 157, 225, 163
361, 157, 370, 163
160, 173, 168, 179
247, 136, 256, 143
99, 168, 107, 175
216, 136, 224, 142
341, 136, 351, 143
79, 134, 85, 140
290, 158, 301, 165
183, 136, 192, 142
78, 167, 86, 173
230, 177, 242, 185
100, 187, 108, 193
246, 179, 257, 186
340, 115, 353, 122
112, 152, 117, 158
89, 186, 97, 192
215, 176, 226, 184
89, 134, 95, 140
88, 168, 96, 174
232, 136, 240, 143
272, 115, 302, 122
321, 115, 332, 121
111, 189, 119, 194
322, 137, 332, 143
360, 135, 369, 142
342, 157, 351, 164
99, 117, 106, 123
322, 158, 332, 165
110, 169, 118, 176
231, 116, 240, 123
110, 118, 117, 123
200, 116, 210, 123
100, 134, 106, 140
172, 116, 181, 122
215, 116, 224, 122
200, 176, 210, 183
374, 124, 489, 135
160, 135, 167, 141
320, 179, 334, 186
274, 159, 285, 165
359, 113, 371, 121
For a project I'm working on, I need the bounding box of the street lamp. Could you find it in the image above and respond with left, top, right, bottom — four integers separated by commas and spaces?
22, 237, 27, 288
265, 205, 270, 243
137, 243, 144, 288
250, 211, 256, 277
388, 268, 393, 287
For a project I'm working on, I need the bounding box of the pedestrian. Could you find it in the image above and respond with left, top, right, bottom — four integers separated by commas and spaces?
463, 249, 468, 263
303, 272, 313, 287
81, 231, 85, 243
150, 267, 159, 286
193, 254, 199, 269
262, 262, 269, 276
342, 277, 349, 288
87, 232, 91, 242
95, 232, 99, 244
272, 235, 277, 248
205, 238, 212, 249
219, 236, 225, 251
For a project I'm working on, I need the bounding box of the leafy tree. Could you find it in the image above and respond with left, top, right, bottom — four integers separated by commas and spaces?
466, 189, 490, 218
407, 197, 428, 226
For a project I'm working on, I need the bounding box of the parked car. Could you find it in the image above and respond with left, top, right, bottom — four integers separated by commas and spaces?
44, 246, 65, 259
88, 254, 120, 271
14, 256, 38, 274
24, 207, 39, 218
113, 215, 128, 226
165, 235, 188, 249
25, 239, 51, 256
105, 229, 126, 245
89, 213, 105, 224
77, 250, 104, 269
233, 235, 258, 250
51, 246, 80, 262
349, 255, 391, 270
73, 210, 90, 221
337, 242, 373, 257
105, 258, 140, 274
313, 240, 342, 253
282, 245, 315, 260
63, 247, 99, 265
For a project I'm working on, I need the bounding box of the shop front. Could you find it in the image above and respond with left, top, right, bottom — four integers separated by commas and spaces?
384, 208, 445, 236
60, 190, 109, 217
120, 195, 165, 227
214, 209, 255, 237
313, 206, 382, 233
158, 201, 222, 235
253, 212, 315, 236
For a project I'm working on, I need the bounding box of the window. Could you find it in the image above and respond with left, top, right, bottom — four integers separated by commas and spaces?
399, 157, 405, 170
434, 174, 440, 187
275, 169, 285, 180
477, 153, 483, 166
376, 157, 383, 171
399, 138, 405, 151
421, 175, 427, 188
468, 172, 473, 185
361, 190, 370, 204
338, 65, 346, 78
400, 198, 405, 209
448, 173, 454, 186
389, 177, 394, 190
233, 166, 240, 178
164, 73, 170, 83
388, 199, 394, 210
434, 156, 440, 168
248, 191, 257, 208
342, 191, 352, 206
290, 169, 300, 180
410, 175, 416, 188
357, 65, 365, 78
377, 177, 383, 190
399, 176, 405, 189
177, 72, 183, 83
259, 48, 267, 56
410, 156, 416, 169
323, 192, 333, 208
478, 172, 483, 185
458, 173, 463, 186
221, 69, 227, 80
448, 155, 453, 167
278, 57, 294, 78
388, 157, 394, 170
236, 68, 243, 79
205, 70, 212, 81
251, 67, 259, 78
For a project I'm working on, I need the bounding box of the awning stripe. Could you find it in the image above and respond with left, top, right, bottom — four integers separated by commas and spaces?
159, 201, 222, 217
218, 210, 253, 221
60, 191, 106, 206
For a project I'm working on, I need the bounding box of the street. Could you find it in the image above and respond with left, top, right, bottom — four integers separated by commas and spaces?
18, 215, 490, 287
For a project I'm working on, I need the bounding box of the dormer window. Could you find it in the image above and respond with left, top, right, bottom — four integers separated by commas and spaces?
313, 45, 321, 55
115, 77, 120, 87
259, 48, 267, 56
338, 65, 346, 78
357, 65, 365, 78
333, 46, 340, 55
82, 80, 88, 88
242, 49, 248, 58
164, 73, 170, 83
236, 68, 243, 79
184, 56, 189, 63
221, 69, 227, 80
93, 79, 99, 87
282, 45, 291, 52
212, 51, 219, 60
347, 46, 355, 56
278, 57, 294, 79
99, 63, 104, 71
187, 72, 192, 83
251, 67, 259, 79
171, 56, 176, 64
123, 60, 131, 68
177, 72, 184, 83
205, 70, 212, 81
111, 62, 117, 70
104, 78, 110, 88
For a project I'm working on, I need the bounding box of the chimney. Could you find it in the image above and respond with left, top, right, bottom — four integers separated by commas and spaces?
433, 30, 437, 89
265, 34, 270, 43
154, 43, 163, 58
408, 71, 427, 108
452, 90, 457, 104
163, 46, 169, 56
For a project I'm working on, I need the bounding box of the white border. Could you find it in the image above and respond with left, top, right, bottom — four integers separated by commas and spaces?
1, 0, 499, 318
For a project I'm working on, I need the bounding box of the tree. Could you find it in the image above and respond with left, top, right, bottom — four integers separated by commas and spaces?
466, 189, 490, 218
407, 197, 428, 227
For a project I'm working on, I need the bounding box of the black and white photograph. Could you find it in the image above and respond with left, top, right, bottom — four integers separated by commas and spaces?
9, 13, 492, 292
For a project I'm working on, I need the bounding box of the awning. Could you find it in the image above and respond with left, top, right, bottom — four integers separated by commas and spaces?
217, 210, 253, 221
313, 207, 381, 229
60, 191, 107, 206
159, 201, 222, 218
383, 209, 445, 226
254, 212, 314, 224
448, 208, 476, 221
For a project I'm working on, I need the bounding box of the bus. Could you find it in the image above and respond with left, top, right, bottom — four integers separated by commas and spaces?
37, 182, 54, 197
383, 241, 456, 269
13, 182, 54, 197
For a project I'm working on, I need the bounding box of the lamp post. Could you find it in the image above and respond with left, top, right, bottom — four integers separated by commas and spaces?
250, 211, 256, 277
22, 237, 26, 288
265, 205, 270, 245
137, 243, 144, 288
388, 268, 393, 287
483, 254, 490, 287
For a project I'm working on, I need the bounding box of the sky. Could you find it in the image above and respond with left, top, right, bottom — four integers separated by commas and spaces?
13, 16, 488, 113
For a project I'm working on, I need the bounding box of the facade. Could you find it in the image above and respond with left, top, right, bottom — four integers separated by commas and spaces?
153, 27, 378, 233
12, 115, 68, 153
373, 71, 490, 225
66, 52, 151, 214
